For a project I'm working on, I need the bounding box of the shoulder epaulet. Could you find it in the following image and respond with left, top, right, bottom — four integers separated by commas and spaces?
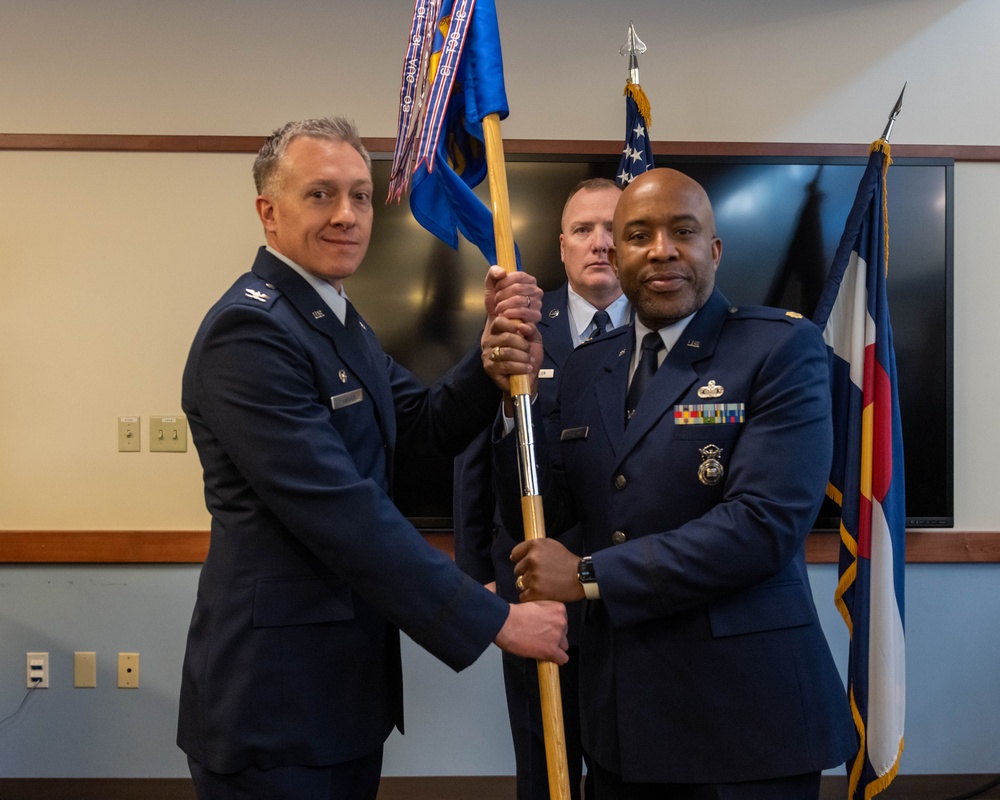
725, 304, 809, 324
576, 324, 630, 349
233, 278, 282, 310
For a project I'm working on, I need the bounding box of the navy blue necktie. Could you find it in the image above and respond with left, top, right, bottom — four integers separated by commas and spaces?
625, 331, 664, 425
588, 309, 611, 340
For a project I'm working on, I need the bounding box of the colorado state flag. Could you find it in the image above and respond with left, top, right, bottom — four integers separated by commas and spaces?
811, 141, 906, 800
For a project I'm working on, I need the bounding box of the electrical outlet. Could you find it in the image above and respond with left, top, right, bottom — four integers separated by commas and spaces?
117, 652, 140, 689
26, 652, 49, 688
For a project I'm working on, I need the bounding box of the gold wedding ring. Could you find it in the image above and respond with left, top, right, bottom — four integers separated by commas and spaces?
490, 345, 501, 362
515, 575, 525, 592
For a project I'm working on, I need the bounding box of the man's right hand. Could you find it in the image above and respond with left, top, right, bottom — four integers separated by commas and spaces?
494, 600, 569, 664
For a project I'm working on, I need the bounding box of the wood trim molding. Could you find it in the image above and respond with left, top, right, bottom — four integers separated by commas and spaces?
2, 530, 999, 564
0, 774, 997, 800
805, 530, 1000, 563
2, 133, 998, 161
0, 531, 211, 563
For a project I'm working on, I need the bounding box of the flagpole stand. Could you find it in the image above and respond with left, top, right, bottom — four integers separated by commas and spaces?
483, 110, 572, 800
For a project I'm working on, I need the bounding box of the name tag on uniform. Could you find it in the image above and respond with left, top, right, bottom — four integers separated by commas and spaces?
331, 389, 364, 410
539, 368, 555, 379
560, 426, 589, 441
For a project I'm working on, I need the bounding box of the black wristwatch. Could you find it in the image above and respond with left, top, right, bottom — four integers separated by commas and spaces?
577, 556, 597, 584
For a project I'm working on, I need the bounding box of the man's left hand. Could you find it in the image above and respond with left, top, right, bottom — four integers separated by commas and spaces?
482, 266, 543, 395
511, 538, 585, 603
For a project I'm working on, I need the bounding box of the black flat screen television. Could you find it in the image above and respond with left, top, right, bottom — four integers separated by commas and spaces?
347, 152, 954, 530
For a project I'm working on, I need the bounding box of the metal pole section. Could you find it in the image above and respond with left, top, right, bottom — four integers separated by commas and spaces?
513, 394, 540, 497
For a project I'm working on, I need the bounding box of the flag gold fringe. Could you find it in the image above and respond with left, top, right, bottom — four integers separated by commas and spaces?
847, 686, 866, 799
834, 544, 857, 635
847, 684, 906, 799
624, 80, 652, 126
870, 139, 892, 276
865, 737, 904, 800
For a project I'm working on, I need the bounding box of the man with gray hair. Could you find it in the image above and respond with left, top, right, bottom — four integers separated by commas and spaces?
177, 117, 566, 799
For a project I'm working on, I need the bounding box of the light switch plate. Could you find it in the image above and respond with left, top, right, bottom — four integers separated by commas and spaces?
118, 417, 141, 452
149, 416, 187, 452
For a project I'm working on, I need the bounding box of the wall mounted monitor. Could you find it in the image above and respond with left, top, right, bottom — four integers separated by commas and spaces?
347, 152, 953, 530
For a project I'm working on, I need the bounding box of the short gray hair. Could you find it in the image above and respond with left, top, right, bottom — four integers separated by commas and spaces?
561, 177, 621, 228
563, 177, 621, 213
252, 117, 372, 195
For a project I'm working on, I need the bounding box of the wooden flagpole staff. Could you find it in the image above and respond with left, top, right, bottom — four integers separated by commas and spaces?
386, 3, 570, 794
482, 112, 572, 800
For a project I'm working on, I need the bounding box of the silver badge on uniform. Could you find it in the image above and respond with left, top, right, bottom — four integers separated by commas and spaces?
312, 309, 326, 319
338, 369, 348, 384
697, 380, 724, 399
245, 288, 270, 302
697, 444, 724, 486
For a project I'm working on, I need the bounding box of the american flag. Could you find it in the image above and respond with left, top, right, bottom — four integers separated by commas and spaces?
615, 81, 654, 187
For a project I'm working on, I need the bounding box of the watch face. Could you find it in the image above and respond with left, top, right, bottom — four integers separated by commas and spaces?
578, 557, 596, 583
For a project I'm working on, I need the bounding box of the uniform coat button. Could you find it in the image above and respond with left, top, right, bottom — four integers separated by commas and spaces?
614, 474, 627, 490
612, 530, 627, 545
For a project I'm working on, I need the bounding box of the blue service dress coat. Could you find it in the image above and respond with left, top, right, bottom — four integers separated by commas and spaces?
496, 288, 856, 784
177, 247, 508, 775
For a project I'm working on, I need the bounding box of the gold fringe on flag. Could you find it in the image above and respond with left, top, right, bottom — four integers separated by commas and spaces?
624, 80, 652, 126
870, 139, 892, 276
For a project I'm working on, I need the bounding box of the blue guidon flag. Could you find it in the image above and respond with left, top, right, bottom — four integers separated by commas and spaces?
811, 140, 906, 800
388, 0, 509, 265
616, 81, 654, 187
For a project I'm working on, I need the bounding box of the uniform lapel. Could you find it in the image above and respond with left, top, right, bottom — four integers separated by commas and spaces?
538, 284, 575, 370
251, 249, 396, 446
346, 302, 396, 450
591, 332, 633, 460
616, 290, 731, 460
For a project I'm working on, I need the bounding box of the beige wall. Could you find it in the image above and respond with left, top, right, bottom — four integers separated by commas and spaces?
1, 0, 998, 531
2, 0, 998, 144
0, 152, 257, 529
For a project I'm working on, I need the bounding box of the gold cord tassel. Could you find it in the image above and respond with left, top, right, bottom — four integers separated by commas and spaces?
624, 80, 652, 127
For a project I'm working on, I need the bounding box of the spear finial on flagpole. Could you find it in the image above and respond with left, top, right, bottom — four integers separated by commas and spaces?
881, 82, 906, 143
619, 20, 647, 86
